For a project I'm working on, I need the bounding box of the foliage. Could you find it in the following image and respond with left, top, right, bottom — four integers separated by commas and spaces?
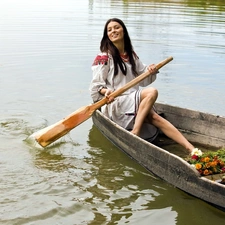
187, 149, 225, 176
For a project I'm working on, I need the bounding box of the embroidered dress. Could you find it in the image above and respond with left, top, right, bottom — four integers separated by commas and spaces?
89, 52, 158, 141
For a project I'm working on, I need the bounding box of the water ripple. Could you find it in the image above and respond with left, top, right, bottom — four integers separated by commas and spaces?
1, 0, 225, 224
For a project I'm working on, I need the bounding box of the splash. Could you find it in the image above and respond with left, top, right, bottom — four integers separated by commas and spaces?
24, 132, 44, 150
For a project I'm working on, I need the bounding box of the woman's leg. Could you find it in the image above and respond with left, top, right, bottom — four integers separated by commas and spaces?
131, 87, 158, 136
131, 87, 194, 153
149, 111, 194, 153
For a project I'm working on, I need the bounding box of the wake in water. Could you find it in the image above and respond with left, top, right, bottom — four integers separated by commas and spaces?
24, 130, 78, 150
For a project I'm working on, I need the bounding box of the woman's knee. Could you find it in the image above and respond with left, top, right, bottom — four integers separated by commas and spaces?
149, 87, 158, 97
141, 87, 158, 100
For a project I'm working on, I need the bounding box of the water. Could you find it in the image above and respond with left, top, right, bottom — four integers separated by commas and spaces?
0, 0, 225, 224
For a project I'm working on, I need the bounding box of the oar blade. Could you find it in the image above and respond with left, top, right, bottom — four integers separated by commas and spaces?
35, 105, 94, 147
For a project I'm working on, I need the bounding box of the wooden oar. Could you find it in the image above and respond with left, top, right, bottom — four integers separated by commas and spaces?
35, 56, 173, 147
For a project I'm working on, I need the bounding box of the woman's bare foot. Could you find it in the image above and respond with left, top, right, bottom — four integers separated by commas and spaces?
130, 130, 139, 136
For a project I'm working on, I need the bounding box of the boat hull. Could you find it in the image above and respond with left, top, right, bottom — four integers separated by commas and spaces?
92, 103, 225, 210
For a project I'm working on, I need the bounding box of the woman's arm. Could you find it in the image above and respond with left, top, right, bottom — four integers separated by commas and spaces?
89, 53, 111, 102
137, 59, 157, 86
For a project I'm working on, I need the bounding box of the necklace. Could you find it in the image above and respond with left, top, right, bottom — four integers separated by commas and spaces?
120, 53, 129, 62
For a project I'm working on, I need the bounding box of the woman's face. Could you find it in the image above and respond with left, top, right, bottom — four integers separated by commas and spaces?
107, 21, 124, 44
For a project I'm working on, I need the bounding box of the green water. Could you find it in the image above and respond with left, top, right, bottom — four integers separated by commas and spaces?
0, 0, 225, 224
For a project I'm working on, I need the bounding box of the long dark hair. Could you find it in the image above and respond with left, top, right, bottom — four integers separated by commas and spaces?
100, 18, 138, 76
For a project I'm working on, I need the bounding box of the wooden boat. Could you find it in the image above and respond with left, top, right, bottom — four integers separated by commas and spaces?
92, 102, 225, 210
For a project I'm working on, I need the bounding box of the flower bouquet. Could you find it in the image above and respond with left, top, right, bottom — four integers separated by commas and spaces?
187, 148, 225, 176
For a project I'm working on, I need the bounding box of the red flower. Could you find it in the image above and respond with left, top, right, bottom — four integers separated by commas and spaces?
191, 155, 199, 160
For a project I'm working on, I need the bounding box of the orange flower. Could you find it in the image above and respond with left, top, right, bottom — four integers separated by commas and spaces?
195, 163, 202, 170
203, 169, 210, 176
203, 157, 210, 163
210, 161, 217, 167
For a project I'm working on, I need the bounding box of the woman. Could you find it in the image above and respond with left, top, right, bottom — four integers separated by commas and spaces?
89, 18, 196, 153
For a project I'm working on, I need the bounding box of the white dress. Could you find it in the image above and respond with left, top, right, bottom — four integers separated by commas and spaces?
89, 52, 159, 141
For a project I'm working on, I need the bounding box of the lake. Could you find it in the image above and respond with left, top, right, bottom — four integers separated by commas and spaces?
0, 0, 225, 224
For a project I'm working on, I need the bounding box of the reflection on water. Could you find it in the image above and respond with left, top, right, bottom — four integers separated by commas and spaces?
86, 126, 224, 224
0, 0, 225, 224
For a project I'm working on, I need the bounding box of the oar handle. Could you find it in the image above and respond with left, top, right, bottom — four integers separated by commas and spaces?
93, 56, 173, 109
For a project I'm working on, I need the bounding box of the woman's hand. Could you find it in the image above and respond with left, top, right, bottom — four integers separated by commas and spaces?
147, 64, 158, 74
105, 89, 114, 104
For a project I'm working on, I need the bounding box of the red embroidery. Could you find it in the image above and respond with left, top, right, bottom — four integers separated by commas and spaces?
92, 55, 109, 66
